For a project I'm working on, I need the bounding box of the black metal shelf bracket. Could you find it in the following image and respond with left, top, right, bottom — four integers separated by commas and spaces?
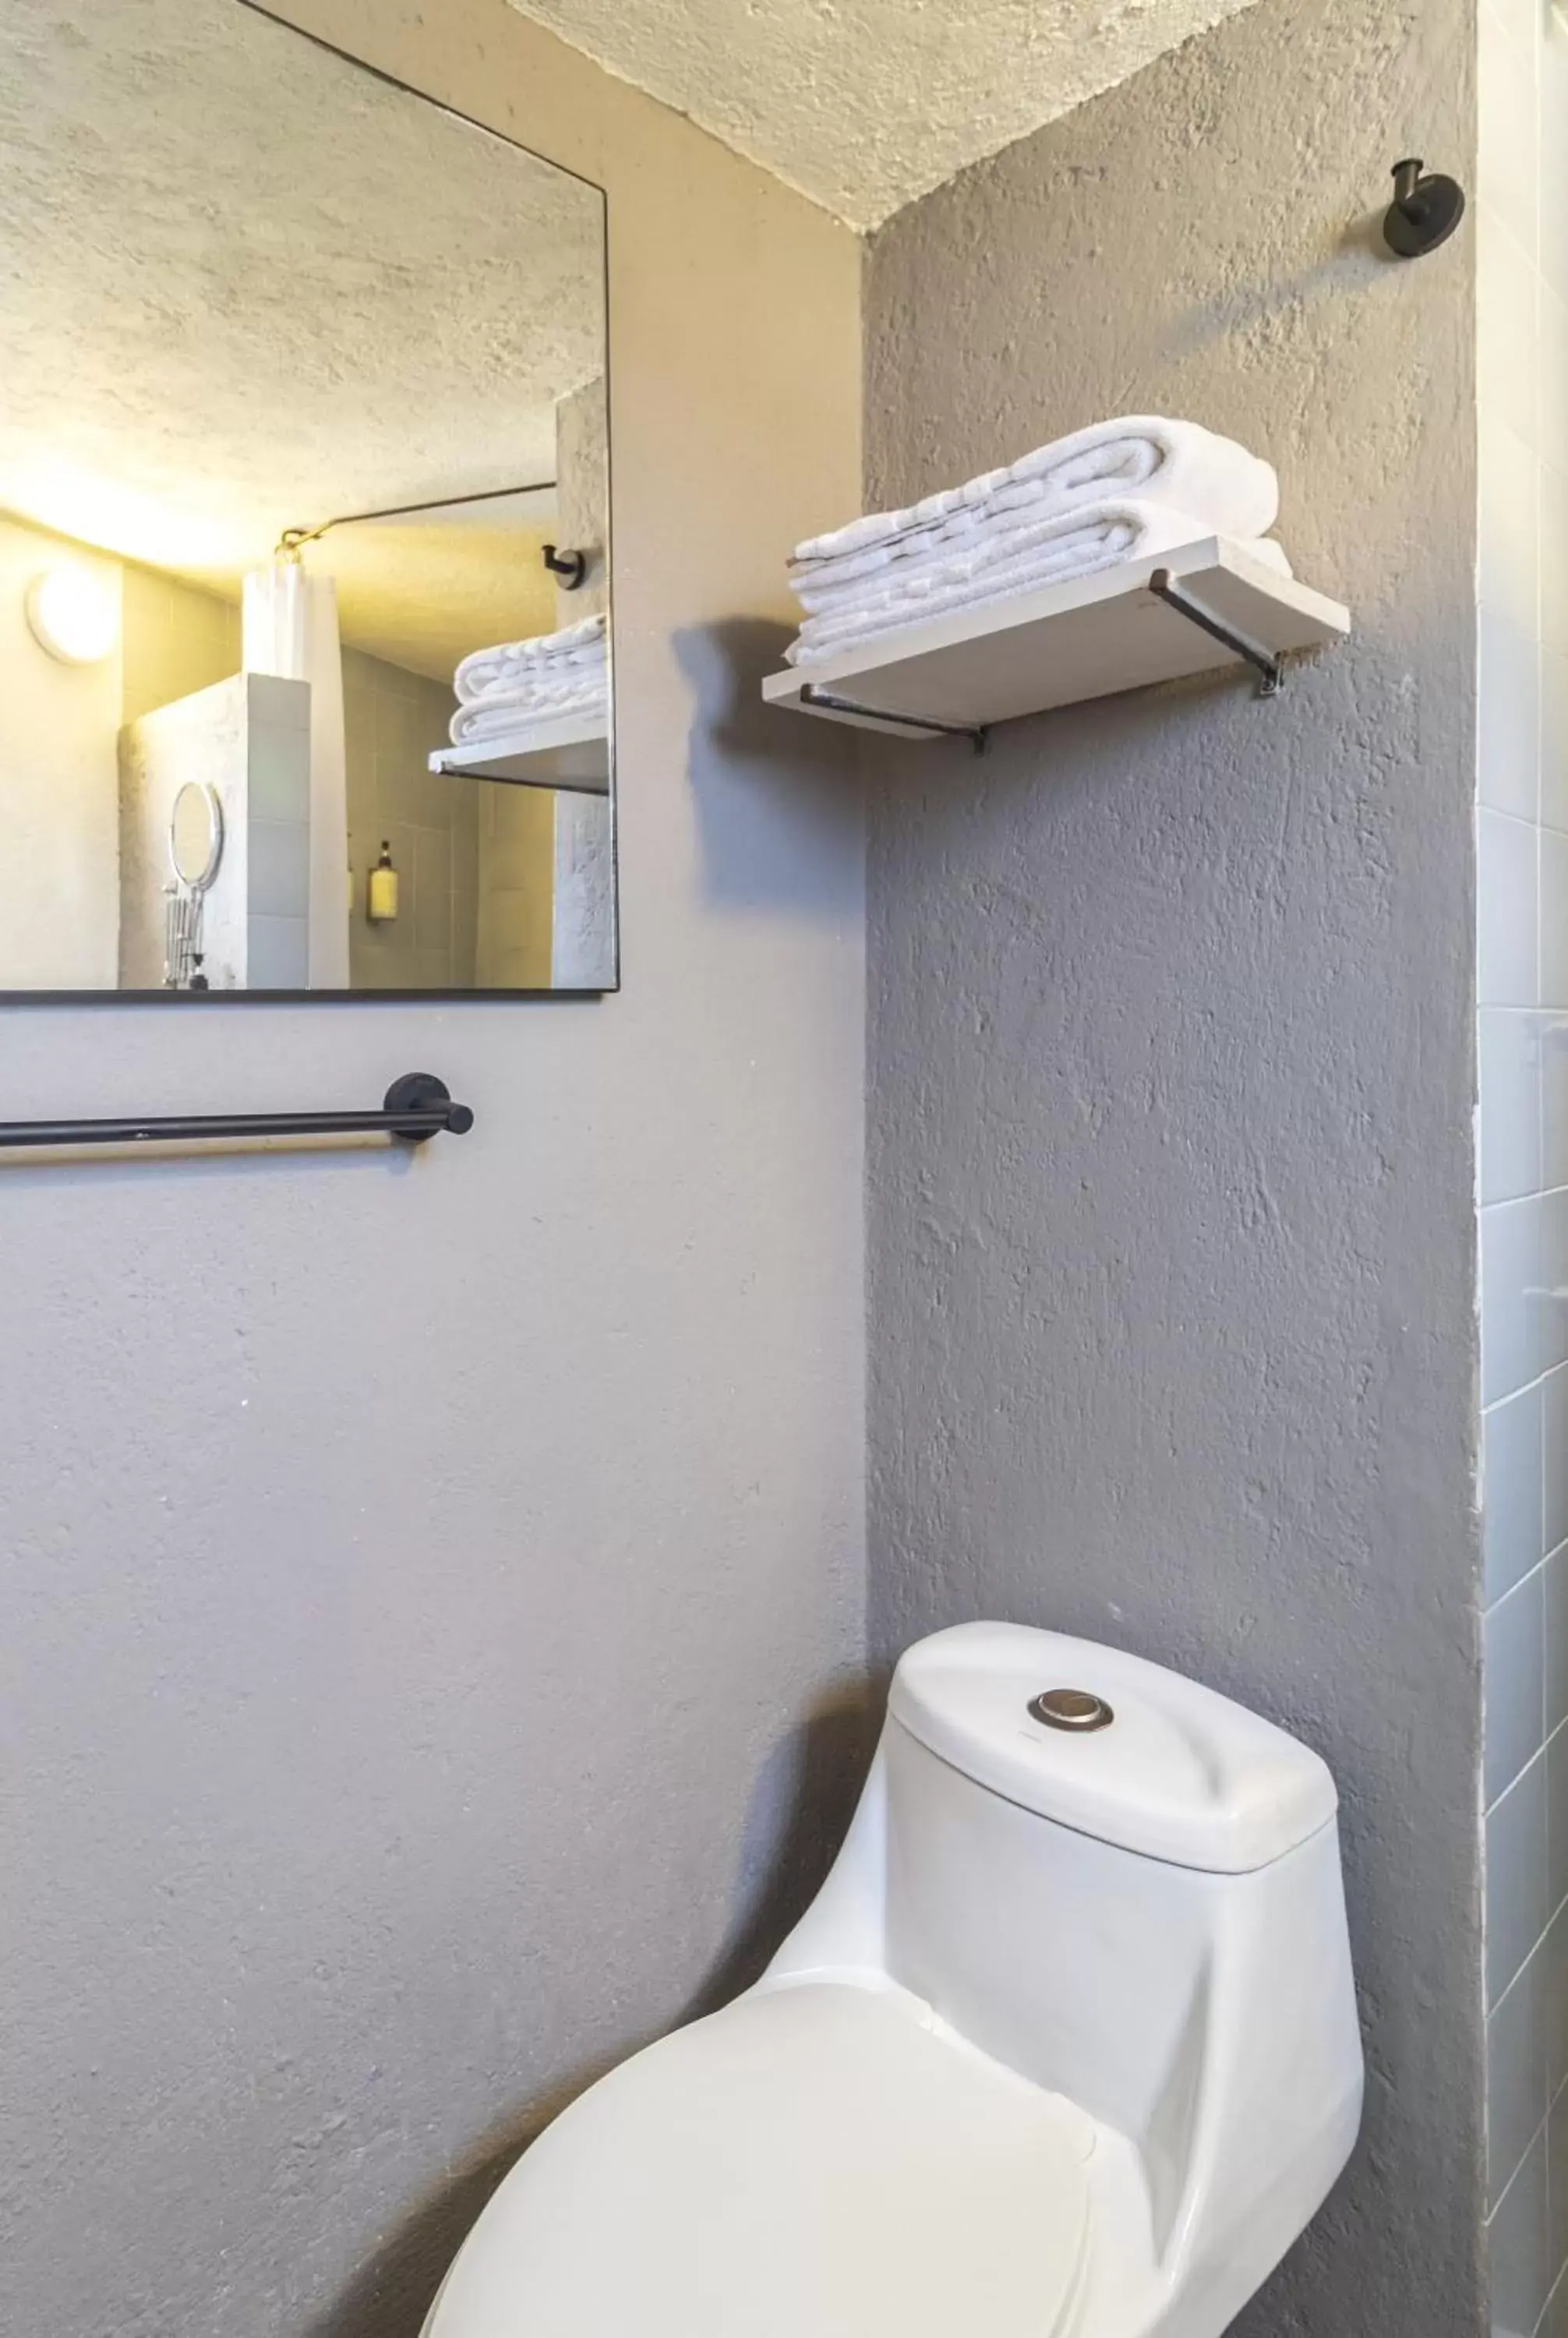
0, 1072, 474, 1152
1149, 568, 1284, 698
799, 682, 990, 754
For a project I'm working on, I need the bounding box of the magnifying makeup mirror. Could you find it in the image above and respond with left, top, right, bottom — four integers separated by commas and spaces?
168, 781, 224, 892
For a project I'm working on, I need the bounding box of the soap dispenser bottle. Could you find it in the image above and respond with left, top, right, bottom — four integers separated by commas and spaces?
367, 840, 398, 924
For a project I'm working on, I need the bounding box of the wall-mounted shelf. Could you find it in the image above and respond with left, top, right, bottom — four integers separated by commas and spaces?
761, 538, 1351, 747
430, 710, 609, 795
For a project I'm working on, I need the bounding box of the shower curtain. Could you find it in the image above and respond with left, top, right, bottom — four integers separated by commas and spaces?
241, 560, 350, 988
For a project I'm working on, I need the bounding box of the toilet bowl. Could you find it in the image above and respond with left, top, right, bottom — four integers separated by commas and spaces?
422, 1622, 1364, 2338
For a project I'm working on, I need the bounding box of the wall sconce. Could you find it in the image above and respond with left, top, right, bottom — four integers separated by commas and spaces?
25, 562, 119, 665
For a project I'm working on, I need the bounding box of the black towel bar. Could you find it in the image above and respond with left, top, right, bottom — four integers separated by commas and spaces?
0, 1072, 474, 1150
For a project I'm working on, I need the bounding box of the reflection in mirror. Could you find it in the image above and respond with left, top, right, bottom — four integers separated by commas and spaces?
170, 784, 224, 894
166, 781, 224, 991
0, 0, 613, 995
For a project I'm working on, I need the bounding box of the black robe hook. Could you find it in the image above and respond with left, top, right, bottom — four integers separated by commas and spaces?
543, 543, 588, 590
1383, 157, 1465, 257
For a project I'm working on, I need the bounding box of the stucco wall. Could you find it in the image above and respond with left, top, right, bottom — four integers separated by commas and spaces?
0, 6, 865, 2333
862, 2, 1484, 2332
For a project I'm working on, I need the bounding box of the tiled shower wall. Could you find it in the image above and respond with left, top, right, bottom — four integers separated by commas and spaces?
1479, 2, 1568, 2328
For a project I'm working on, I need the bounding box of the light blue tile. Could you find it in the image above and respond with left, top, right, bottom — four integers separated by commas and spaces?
1550, 2084, 1568, 2315
1490, 1941, 1549, 2210
1479, 2, 1539, 264
1546, 1903, 1568, 2105
1483, 1009, 1545, 1204
1481, 423, 1541, 644
1480, 602, 1542, 823
415, 826, 454, 955
1545, 28, 1568, 301
1547, 466, 1568, 659
1492, 2118, 1552, 2338
1489, 1750, 1549, 2007
1489, 1569, 1545, 1806
1484, 1197, 1545, 1405
247, 913, 308, 990
1543, 648, 1568, 834
1550, 1547, 1568, 1739
1478, 205, 1540, 464
247, 671, 309, 734
1544, 1019, 1568, 1188
1489, 1383, 1545, 1604
1545, 832, 1568, 1010
1544, 1192, 1568, 1380
1551, 1725, 1568, 1937
1481, 808, 1542, 1008
248, 728, 311, 823
249, 820, 309, 918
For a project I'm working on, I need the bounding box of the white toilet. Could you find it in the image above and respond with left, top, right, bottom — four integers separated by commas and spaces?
422, 1621, 1363, 2338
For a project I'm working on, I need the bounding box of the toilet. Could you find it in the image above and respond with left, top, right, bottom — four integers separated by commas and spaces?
422, 1621, 1364, 2338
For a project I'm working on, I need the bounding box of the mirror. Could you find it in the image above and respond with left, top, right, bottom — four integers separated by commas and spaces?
170, 785, 224, 894
0, 0, 614, 997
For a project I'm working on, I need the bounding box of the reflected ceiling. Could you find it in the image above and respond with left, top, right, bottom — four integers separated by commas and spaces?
0, 0, 603, 652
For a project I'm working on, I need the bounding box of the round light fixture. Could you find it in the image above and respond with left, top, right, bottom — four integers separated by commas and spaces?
25, 562, 119, 666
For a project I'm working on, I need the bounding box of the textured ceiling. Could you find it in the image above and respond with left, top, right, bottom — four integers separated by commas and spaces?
312, 514, 560, 683
0, 0, 603, 664
507, 0, 1259, 228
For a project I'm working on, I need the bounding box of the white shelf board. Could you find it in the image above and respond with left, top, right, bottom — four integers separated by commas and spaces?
761, 538, 1351, 740
429, 708, 609, 794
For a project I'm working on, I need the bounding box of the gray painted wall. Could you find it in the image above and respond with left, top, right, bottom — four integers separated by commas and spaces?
0, 6, 866, 2334
863, 1, 1485, 2331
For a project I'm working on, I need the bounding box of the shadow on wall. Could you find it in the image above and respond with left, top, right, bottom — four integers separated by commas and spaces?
310, 1685, 879, 2338
673, 620, 863, 920
1164, 205, 1402, 369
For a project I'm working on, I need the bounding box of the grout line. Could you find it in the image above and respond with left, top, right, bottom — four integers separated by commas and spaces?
1486, 1711, 1557, 1822
1486, 1358, 1568, 1418
1483, 1541, 1566, 1625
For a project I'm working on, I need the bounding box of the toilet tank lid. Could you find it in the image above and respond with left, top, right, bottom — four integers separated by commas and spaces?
888, 1623, 1338, 1873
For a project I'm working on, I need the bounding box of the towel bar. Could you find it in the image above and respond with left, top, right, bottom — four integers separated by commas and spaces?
0, 1072, 474, 1150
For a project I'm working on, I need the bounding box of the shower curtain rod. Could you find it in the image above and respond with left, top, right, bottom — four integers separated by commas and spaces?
277, 479, 556, 556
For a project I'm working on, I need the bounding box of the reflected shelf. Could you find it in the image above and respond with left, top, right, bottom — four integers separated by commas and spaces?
429, 711, 610, 796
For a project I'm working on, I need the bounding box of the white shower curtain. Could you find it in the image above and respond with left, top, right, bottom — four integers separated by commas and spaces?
241, 560, 350, 988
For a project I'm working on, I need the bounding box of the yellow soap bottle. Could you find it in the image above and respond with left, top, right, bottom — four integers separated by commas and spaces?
367, 840, 398, 924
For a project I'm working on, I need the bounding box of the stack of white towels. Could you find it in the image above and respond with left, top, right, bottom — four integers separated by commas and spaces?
449, 612, 608, 748
784, 415, 1287, 667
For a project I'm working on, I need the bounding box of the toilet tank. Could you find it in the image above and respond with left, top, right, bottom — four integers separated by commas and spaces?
767, 1623, 1363, 2262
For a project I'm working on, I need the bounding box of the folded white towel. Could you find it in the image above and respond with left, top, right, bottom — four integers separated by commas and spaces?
785, 501, 1290, 666
450, 673, 608, 745
455, 613, 607, 705
790, 417, 1278, 589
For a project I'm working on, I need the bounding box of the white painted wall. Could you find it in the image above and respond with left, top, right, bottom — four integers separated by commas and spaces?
0, 514, 121, 987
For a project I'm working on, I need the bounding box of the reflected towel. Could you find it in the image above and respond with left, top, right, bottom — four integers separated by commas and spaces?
450, 674, 608, 745
455, 613, 606, 705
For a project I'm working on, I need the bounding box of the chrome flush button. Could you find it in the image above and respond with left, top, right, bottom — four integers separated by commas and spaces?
1029, 1687, 1114, 1732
